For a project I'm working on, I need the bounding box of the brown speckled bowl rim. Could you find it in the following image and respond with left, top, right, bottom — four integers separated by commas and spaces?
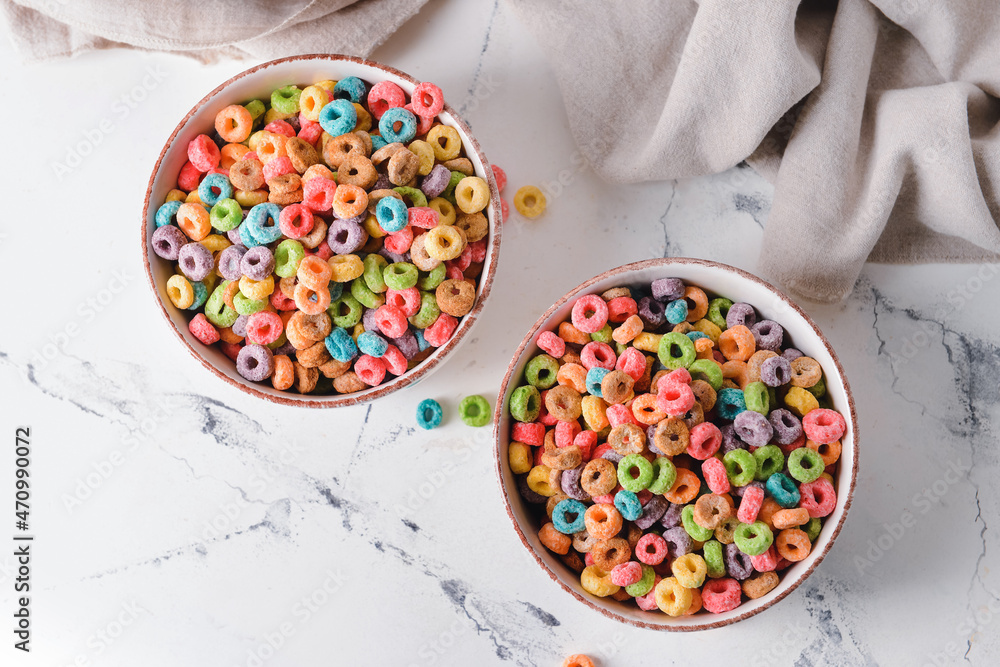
492, 257, 858, 631
142, 54, 503, 408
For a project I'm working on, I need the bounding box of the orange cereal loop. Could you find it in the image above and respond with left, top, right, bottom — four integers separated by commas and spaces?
562, 655, 595, 667
176, 203, 211, 241
584, 503, 623, 540
220, 143, 250, 170
612, 314, 644, 345
807, 438, 842, 466
683, 286, 709, 322
297, 254, 334, 291
630, 393, 666, 425
718, 325, 756, 362
721, 360, 750, 389
684, 587, 704, 616
332, 184, 369, 220
776, 528, 812, 562
294, 282, 331, 316
218, 327, 243, 344
558, 321, 590, 346
255, 132, 287, 164
223, 280, 241, 310
742, 571, 780, 599
215, 105, 253, 143
772, 508, 810, 530
664, 467, 700, 504
538, 523, 571, 555
271, 354, 294, 391
758, 497, 782, 530
694, 336, 715, 359
556, 363, 588, 394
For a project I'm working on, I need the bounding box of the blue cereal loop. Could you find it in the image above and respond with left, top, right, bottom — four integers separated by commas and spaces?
414, 329, 429, 351
186, 281, 208, 310
665, 299, 688, 325
370, 133, 388, 152
244, 203, 283, 245
614, 490, 643, 522
376, 196, 409, 233
378, 107, 417, 144
357, 331, 388, 358
552, 499, 587, 534
586, 367, 609, 397
415, 398, 443, 430
155, 200, 182, 227
319, 99, 358, 137
717, 387, 747, 421
333, 76, 366, 104
324, 327, 358, 363
198, 172, 233, 207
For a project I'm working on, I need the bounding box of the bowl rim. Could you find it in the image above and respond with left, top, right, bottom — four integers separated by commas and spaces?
491, 257, 859, 631
141, 53, 503, 408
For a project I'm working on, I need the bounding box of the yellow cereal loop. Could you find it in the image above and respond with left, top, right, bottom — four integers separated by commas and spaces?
655, 577, 693, 616
408, 140, 435, 175
315, 79, 337, 94
671, 553, 708, 589
526, 465, 558, 496
184, 190, 203, 204
352, 103, 372, 132
581, 395, 610, 432
263, 106, 296, 125
455, 176, 490, 214
692, 319, 723, 344
508, 442, 532, 475
514, 185, 546, 218
200, 234, 231, 253
363, 213, 387, 239
428, 197, 457, 226
352, 322, 366, 341
581, 565, 620, 597
785, 386, 820, 417
298, 85, 330, 121
166, 274, 195, 309
427, 125, 462, 161
164, 188, 186, 202
329, 254, 364, 282
239, 275, 274, 300
633, 332, 662, 353
235, 189, 268, 207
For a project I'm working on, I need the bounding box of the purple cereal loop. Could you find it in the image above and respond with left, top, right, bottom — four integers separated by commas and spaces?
634, 494, 668, 529
334, 211, 368, 227
560, 465, 589, 501
663, 526, 693, 558
379, 248, 408, 264
725, 542, 754, 580
232, 314, 249, 338
373, 174, 392, 191
272, 340, 296, 357
217, 245, 247, 280
732, 480, 764, 498
734, 410, 774, 447
660, 502, 684, 529
420, 164, 451, 198
752, 319, 784, 352
391, 331, 419, 360
362, 307, 382, 333
638, 296, 666, 329
600, 448, 624, 466
782, 347, 804, 361
720, 424, 745, 454
226, 225, 243, 246
651, 278, 685, 303
327, 217, 368, 255
236, 344, 275, 382
726, 302, 756, 329
178, 242, 214, 281
516, 475, 546, 504
240, 245, 275, 281
760, 355, 792, 387
768, 408, 803, 445
151, 225, 187, 260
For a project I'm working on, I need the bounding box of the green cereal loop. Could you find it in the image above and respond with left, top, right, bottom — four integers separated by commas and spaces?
204, 281, 238, 328
625, 564, 656, 597
417, 263, 447, 291
617, 454, 654, 492
707, 298, 733, 330
590, 324, 613, 343
408, 291, 441, 329
459, 395, 491, 427
647, 457, 677, 495
734, 521, 773, 556
615, 342, 627, 357
753, 444, 784, 482
266, 331, 287, 350
274, 240, 305, 278
703, 539, 726, 578
442, 170, 465, 202
233, 292, 266, 316
658, 332, 696, 370
210, 198, 242, 231
723, 449, 756, 487
330, 294, 363, 328
524, 354, 560, 389
744, 381, 769, 414
351, 277, 385, 309
787, 447, 825, 484
270, 86, 301, 115
363, 254, 389, 293
806, 373, 827, 399
689, 358, 723, 391
244, 99, 265, 122
394, 186, 428, 208
383, 262, 419, 290
510, 385, 541, 422
804, 517, 822, 542
681, 504, 714, 541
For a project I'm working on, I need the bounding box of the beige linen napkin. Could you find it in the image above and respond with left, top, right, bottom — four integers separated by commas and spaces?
1, 0, 427, 63
508, 0, 1000, 302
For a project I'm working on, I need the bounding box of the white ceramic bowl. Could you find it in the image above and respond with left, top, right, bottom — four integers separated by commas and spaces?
493, 258, 858, 630
142, 55, 502, 408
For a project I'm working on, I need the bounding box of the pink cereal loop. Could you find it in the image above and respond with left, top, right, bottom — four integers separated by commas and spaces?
537, 330, 566, 358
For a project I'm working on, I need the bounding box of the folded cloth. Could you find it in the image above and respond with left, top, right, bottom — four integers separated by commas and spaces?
507, 0, 1000, 302
1, 0, 428, 64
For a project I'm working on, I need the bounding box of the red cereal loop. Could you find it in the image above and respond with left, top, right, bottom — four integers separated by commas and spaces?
778, 432, 806, 456
580, 341, 616, 370
270, 288, 297, 311
403, 102, 435, 135
178, 160, 203, 191
635, 533, 668, 565
384, 226, 414, 254
386, 287, 421, 317
298, 120, 323, 145
702, 457, 730, 494
367, 80, 406, 119
264, 120, 296, 138
355, 355, 387, 386
656, 381, 695, 417
615, 347, 646, 381
424, 313, 458, 347
751, 546, 780, 572
189, 313, 220, 345
263, 155, 296, 181
606, 403, 639, 428
660, 368, 692, 390
408, 206, 440, 229
469, 239, 487, 263
571, 294, 609, 334
802, 408, 846, 445
636, 575, 663, 610
279, 204, 314, 239
799, 478, 837, 518
737, 485, 765, 523
187, 134, 221, 172
491, 164, 507, 192
411, 82, 445, 118
220, 341, 243, 362
687, 422, 722, 460
610, 561, 643, 587
537, 330, 566, 358
247, 311, 283, 345
555, 420, 581, 448
702, 578, 742, 614
382, 345, 408, 376
512, 422, 545, 447
375, 305, 408, 339
445, 264, 465, 282
607, 296, 638, 323
303, 177, 337, 212
305, 241, 333, 261
573, 430, 597, 460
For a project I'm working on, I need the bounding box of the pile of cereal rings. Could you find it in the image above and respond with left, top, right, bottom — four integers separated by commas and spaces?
150, 76, 495, 394
506, 277, 845, 617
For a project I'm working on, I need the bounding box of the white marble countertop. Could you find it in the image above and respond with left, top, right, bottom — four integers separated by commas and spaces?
2, 0, 999, 665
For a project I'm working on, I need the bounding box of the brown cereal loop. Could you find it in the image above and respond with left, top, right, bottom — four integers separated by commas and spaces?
292, 362, 319, 394
279, 276, 298, 299
371, 142, 405, 165
624, 523, 643, 551
337, 152, 378, 189
229, 159, 265, 191
297, 341, 332, 368
435, 279, 476, 317
319, 358, 351, 379
591, 538, 631, 571
672, 322, 694, 335
790, 356, 823, 388
650, 370, 670, 395
546, 493, 570, 519
268, 173, 301, 195
299, 218, 327, 249
454, 212, 488, 243
693, 493, 732, 530
561, 551, 586, 573
600, 370, 634, 405
742, 572, 779, 599
572, 531, 597, 553
714, 515, 740, 545
722, 360, 750, 389
441, 157, 473, 175
388, 148, 420, 186
410, 233, 441, 271
295, 311, 332, 341
353, 129, 373, 156
580, 459, 617, 496
601, 287, 632, 301
690, 379, 717, 412
269, 187, 303, 205
333, 371, 366, 394
542, 444, 582, 471
323, 132, 364, 169
285, 137, 319, 174
608, 423, 646, 456
653, 417, 689, 456
682, 402, 705, 429
561, 349, 583, 367
634, 355, 655, 393
545, 385, 583, 421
